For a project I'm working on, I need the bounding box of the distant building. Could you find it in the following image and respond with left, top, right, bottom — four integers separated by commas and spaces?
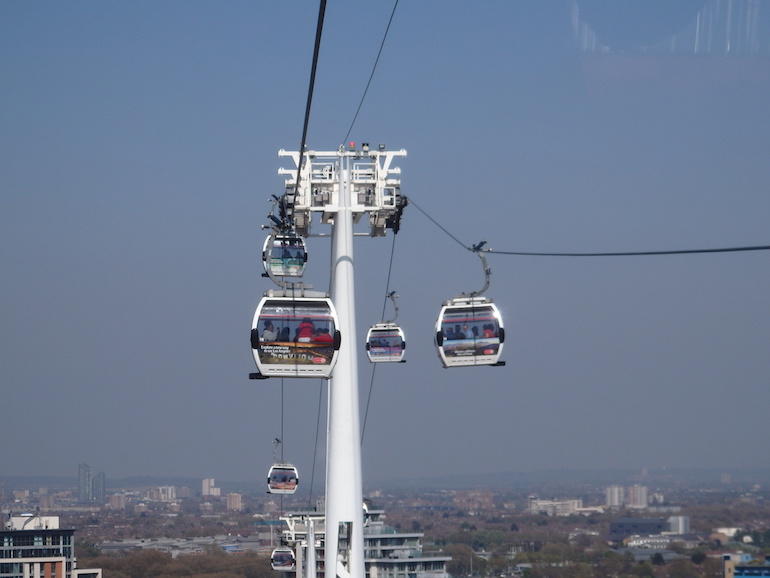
1, 513, 102, 578
226, 493, 243, 512
277, 506, 451, 578
78, 463, 91, 502
627, 485, 648, 509
145, 486, 176, 502
604, 484, 649, 509
668, 516, 690, 535
528, 496, 582, 517
39, 495, 55, 510
106, 494, 126, 510
716, 527, 741, 538
12, 490, 29, 503
177, 486, 194, 499
724, 553, 770, 577
92, 472, 106, 504
202, 478, 220, 497
606, 485, 625, 508
78, 463, 106, 503
625, 534, 672, 549
608, 518, 668, 543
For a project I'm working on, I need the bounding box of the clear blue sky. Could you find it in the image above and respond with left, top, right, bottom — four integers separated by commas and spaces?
2, 1, 769, 486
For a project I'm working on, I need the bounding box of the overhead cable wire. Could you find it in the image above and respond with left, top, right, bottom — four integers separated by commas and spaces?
307, 380, 325, 510
380, 233, 398, 321
361, 364, 378, 445
361, 232, 399, 444
342, 0, 400, 144
339, 0, 399, 445
485, 245, 770, 257
280, 382, 285, 515
292, 0, 328, 205
280, 382, 285, 461
410, 196, 770, 257
282, 0, 326, 504
408, 197, 468, 250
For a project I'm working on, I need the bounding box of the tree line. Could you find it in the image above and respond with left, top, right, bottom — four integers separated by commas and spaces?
78, 546, 274, 578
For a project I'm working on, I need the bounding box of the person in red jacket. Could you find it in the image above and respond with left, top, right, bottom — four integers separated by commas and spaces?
297, 318, 315, 342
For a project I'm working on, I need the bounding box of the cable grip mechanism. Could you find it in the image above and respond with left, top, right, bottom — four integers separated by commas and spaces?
466, 241, 491, 298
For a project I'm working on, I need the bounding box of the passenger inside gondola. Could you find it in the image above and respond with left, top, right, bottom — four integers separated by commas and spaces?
271, 472, 297, 486
262, 321, 278, 341
266, 238, 305, 277
366, 324, 405, 362
271, 549, 295, 569
314, 328, 334, 342
253, 297, 341, 376
297, 318, 314, 342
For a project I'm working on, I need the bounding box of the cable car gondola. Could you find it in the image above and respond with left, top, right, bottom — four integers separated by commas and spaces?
262, 234, 307, 279
271, 548, 296, 571
250, 290, 341, 378
434, 243, 505, 368
365, 291, 406, 363
435, 296, 504, 367
366, 323, 406, 363
267, 463, 298, 494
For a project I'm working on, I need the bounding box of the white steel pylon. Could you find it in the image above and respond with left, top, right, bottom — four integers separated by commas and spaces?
277, 144, 407, 578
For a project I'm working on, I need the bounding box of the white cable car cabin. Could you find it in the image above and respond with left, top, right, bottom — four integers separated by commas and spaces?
250, 292, 341, 378
271, 548, 296, 571
366, 323, 406, 363
267, 463, 298, 494
262, 234, 307, 279
435, 296, 505, 368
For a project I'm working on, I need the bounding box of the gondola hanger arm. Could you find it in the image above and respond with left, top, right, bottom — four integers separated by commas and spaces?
384, 290, 399, 324
463, 241, 491, 298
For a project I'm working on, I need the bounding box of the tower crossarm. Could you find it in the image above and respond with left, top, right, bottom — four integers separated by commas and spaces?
278, 146, 407, 237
